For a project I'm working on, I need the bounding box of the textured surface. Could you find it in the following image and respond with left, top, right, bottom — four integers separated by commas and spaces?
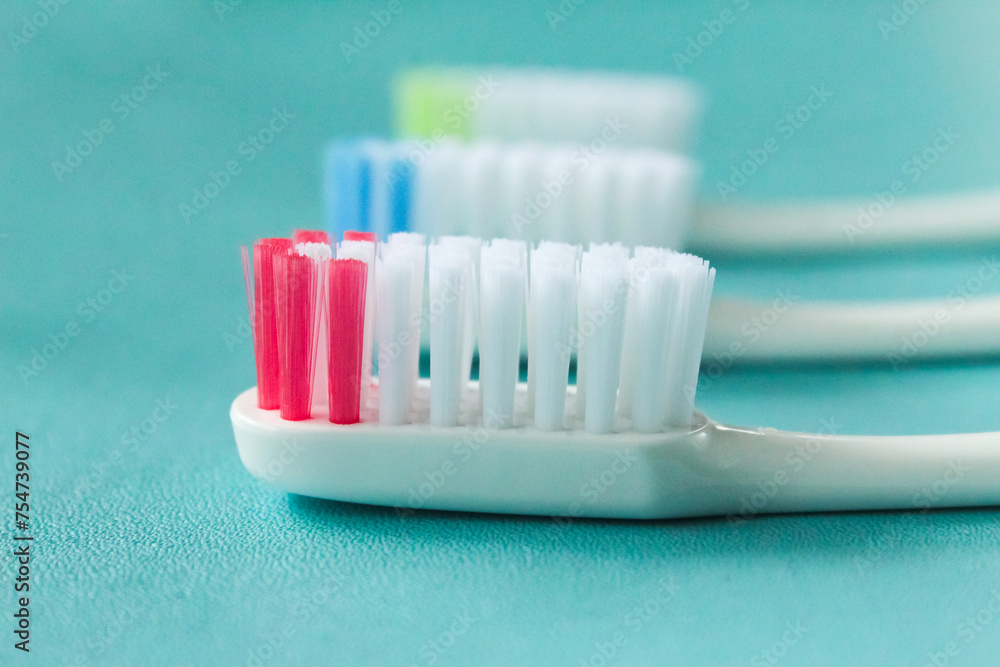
3, 2, 1000, 665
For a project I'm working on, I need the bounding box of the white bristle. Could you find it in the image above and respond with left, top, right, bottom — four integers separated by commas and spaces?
500, 145, 542, 243
528, 242, 580, 431
577, 244, 630, 434
479, 239, 527, 429
439, 236, 482, 383
411, 142, 464, 237
294, 242, 333, 262
618, 248, 678, 432
387, 231, 426, 247
613, 154, 654, 250
332, 139, 697, 250
576, 156, 617, 244
662, 253, 715, 427
617, 246, 657, 420
537, 149, 577, 244
464, 144, 505, 240
648, 154, 699, 250
428, 243, 472, 426
433, 68, 702, 153
525, 241, 580, 416
387, 232, 426, 402
336, 239, 376, 410
374, 242, 418, 425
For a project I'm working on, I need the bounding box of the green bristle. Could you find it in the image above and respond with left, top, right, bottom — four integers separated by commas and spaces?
394, 69, 475, 140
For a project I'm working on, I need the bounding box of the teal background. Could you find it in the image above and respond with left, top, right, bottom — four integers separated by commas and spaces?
3, 1, 1000, 665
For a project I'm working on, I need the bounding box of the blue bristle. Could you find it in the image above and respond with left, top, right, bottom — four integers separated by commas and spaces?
388, 157, 413, 235
324, 140, 373, 239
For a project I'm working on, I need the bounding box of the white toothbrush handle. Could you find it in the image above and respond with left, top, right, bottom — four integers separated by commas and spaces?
689, 189, 1000, 253
704, 295, 1000, 362
678, 421, 1000, 519
232, 385, 1000, 520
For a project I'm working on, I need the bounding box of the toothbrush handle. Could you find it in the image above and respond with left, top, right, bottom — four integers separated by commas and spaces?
664, 421, 1000, 519
704, 295, 1000, 363
691, 190, 1000, 253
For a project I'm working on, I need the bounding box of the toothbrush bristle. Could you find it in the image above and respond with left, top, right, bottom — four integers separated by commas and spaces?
478, 239, 527, 429
246, 235, 714, 433
577, 244, 630, 434
324, 139, 698, 248
274, 250, 318, 421
428, 243, 473, 427
336, 235, 377, 411
343, 230, 377, 243
252, 238, 294, 409
374, 242, 421, 425
387, 233, 427, 407
528, 242, 579, 431
292, 229, 330, 245
327, 259, 368, 424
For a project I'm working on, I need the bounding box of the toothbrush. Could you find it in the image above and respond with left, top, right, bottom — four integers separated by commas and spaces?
324, 139, 1000, 363
232, 232, 1000, 519
394, 67, 703, 153
396, 67, 1000, 252
690, 190, 1000, 254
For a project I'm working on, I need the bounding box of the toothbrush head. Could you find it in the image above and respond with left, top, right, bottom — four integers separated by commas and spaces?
233, 234, 715, 517
324, 139, 698, 250
292, 229, 330, 245
393, 67, 703, 153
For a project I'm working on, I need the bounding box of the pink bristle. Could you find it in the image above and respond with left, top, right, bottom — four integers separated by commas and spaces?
252, 238, 293, 409
327, 258, 368, 424
343, 230, 377, 243
292, 229, 330, 244
275, 251, 318, 421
